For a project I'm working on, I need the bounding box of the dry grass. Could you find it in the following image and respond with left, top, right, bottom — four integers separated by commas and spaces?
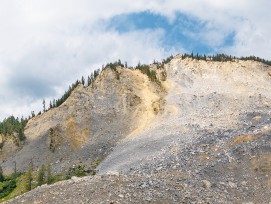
231, 135, 254, 145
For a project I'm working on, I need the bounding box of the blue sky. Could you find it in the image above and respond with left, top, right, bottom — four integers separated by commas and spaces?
107, 11, 234, 54
0, 0, 270, 120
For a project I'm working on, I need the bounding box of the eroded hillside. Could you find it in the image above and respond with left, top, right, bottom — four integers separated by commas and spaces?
1, 66, 166, 174
3, 55, 271, 203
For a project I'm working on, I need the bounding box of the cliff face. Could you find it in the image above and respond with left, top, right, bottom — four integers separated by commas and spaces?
1, 67, 165, 174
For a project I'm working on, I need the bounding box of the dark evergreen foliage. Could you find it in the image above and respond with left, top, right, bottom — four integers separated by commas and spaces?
37, 164, 45, 186
42, 99, 46, 113
25, 168, 33, 191
46, 164, 53, 184
180, 53, 271, 65
0, 168, 4, 182
239, 56, 271, 65
162, 55, 174, 65
52, 80, 80, 108
0, 173, 21, 198
81, 76, 85, 87
0, 116, 27, 140
46, 68, 102, 112
136, 64, 158, 82
106, 62, 119, 71
93, 69, 100, 79
65, 165, 86, 179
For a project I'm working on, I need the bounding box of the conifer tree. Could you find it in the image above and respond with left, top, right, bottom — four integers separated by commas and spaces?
18, 128, 25, 141
81, 76, 85, 86
26, 168, 33, 191
37, 164, 45, 186
46, 164, 52, 184
87, 76, 91, 86
0, 167, 4, 182
42, 100, 46, 112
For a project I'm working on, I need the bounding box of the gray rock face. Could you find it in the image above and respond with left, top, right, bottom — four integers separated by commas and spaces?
3, 56, 271, 203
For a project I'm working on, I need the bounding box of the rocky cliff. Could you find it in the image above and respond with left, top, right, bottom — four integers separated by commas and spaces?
3, 55, 271, 203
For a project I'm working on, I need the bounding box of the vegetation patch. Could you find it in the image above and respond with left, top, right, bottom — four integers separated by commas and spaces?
0, 116, 28, 148
106, 60, 125, 80
0, 174, 18, 199
65, 165, 86, 179
181, 52, 271, 66
0, 161, 98, 202
0, 116, 27, 138
136, 64, 159, 83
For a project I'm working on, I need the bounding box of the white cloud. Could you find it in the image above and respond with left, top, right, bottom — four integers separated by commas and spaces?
0, 0, 270, 120
150, 0, 271, 57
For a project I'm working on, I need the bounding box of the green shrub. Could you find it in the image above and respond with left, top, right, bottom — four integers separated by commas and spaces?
65, 165, 86, 179
0, 178, 17, 198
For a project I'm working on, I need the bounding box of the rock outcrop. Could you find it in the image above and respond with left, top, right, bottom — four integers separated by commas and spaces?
1, 67, 165, 174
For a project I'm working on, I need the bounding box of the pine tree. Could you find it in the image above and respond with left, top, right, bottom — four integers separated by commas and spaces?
26, 168, 33, 191
118, 59, 121, 66
90, 73, 94, 82
37, 164, 45, 186
0, 167, 4, 182
46, 164, 52, 184
18, 128, 26, 141
87, 76, 91, 86
42, 100, 46, 112
93, 69, 100, 79
81, 76, 85, 86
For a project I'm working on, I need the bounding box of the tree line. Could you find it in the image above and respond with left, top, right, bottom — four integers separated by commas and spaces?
40, 68, 102, 114
181, 53, 271, 65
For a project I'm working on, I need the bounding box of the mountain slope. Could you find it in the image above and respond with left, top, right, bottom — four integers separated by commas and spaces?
3, 55, 271, 203
1, 66, 165, 174
98, 55, 271, 174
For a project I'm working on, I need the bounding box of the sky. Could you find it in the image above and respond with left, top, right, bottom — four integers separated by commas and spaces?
0, 0, 271, 120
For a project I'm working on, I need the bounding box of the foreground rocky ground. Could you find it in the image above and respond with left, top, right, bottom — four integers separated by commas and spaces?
4, 56, 271, 203
5, 122, 271, 203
